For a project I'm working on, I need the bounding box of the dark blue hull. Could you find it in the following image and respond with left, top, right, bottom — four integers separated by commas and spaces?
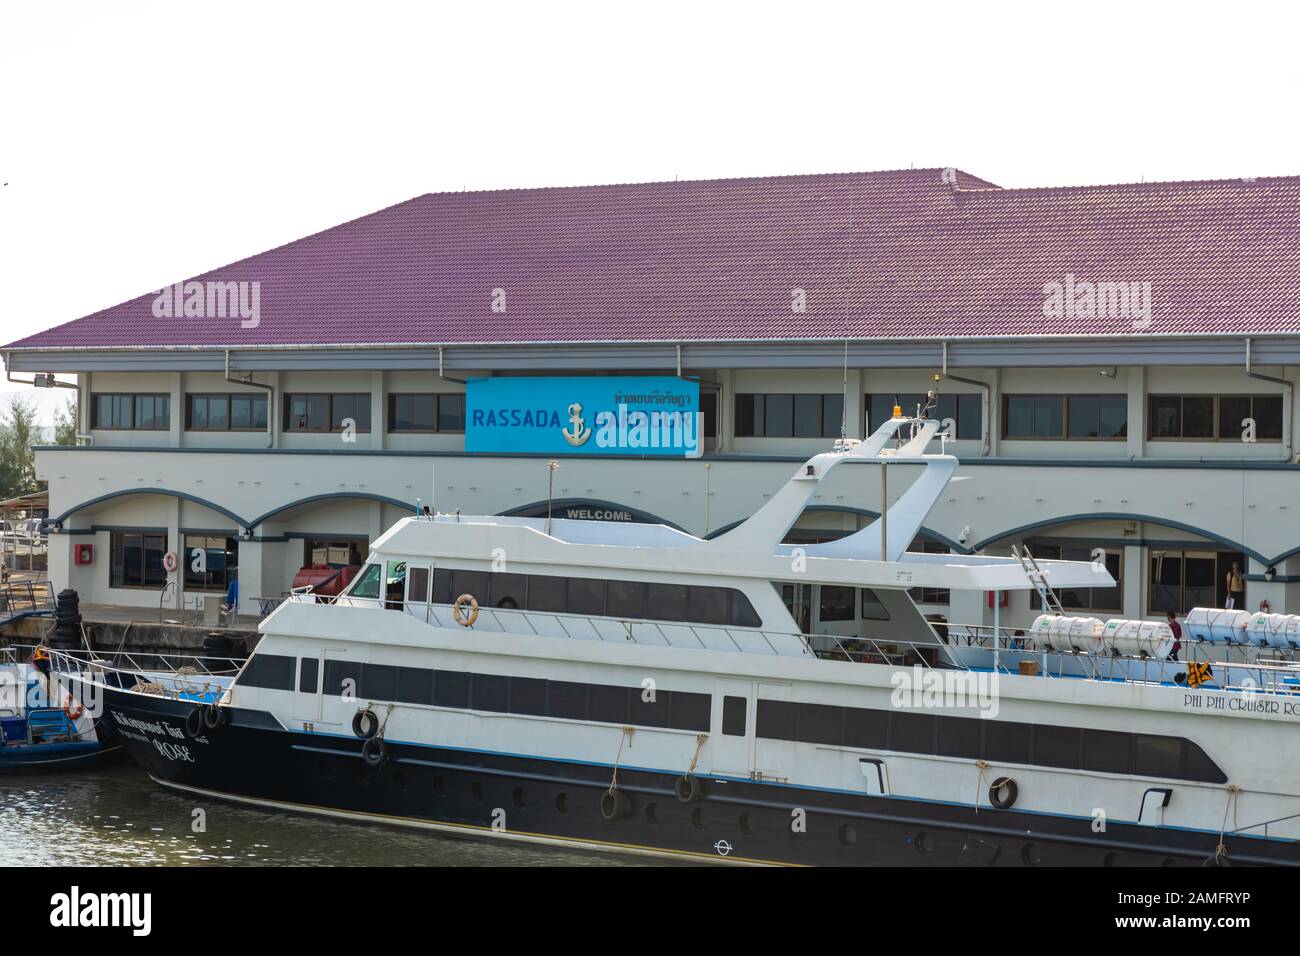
0, 739, 100, 772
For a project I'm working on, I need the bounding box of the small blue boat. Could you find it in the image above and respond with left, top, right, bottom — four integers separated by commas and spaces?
0, 658, 100, 771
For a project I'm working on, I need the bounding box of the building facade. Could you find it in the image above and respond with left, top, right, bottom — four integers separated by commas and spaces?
7, 168, 1300, 637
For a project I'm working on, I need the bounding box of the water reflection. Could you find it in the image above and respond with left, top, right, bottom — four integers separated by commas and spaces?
0, 764, 642, 866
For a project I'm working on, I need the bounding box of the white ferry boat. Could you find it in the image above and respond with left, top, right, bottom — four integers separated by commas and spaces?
59, 412, 1300, 866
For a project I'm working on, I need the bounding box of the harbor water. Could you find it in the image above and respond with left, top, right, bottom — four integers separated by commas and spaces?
0, 763, 644, 867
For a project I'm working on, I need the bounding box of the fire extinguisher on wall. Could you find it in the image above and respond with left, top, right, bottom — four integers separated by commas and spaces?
987, 590, 1009, 609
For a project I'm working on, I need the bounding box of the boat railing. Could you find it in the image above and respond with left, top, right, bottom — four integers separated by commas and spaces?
0, 579, 55, 625
945, 622, 1300, 695
42, 647, 245, 680
278, 592, 1300, 696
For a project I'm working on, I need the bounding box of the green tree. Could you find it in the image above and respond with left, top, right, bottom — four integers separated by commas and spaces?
53, 395, 79, 445
0, 395, 40, 499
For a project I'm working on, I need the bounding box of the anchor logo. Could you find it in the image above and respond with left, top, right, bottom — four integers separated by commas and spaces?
561, 402, 591, 446
713, 839, 733, 857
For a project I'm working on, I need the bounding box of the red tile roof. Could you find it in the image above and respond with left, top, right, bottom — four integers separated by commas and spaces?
7, 168, 1300, 350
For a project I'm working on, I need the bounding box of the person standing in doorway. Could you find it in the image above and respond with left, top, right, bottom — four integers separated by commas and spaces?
1225, 562, 1245, 609
1165, 610, 1182, 661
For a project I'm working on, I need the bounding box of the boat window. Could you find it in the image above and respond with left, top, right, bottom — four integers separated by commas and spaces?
434, 670, 470, 709
687, 586, 729, 626
819, 585, 856, 623
672, 692, 712, 733
628, 690, 672, 728
936, 714, 981, 759
567, 578, 606, 616
546, 680, 589, 720
238, 653, 295, 691
982, 720, 1033, 765
588, 685, 630, 724
469, 673, 509, 712
754, 701, 1224, 784
431, 568, 453, 604
451, 570, 489, 602
606, 579, 647, 619
396, 667, 434, 705
361, 664, 399, 701
348, 564, 382, 600
797, 703, 843, 746
1082, 729, 1132, 774
492, 573, 527, 609
645, 583, 689, 622
524, 574, 567, 613
890, 712, 935, 755
843, 707, 888, 749
1032, 724, 1080, 769
1134, 734, 1183, 779
860, 588, 891, 621
722, 696, 747, 736
323, 660, 361, 699
508, 677, 548, 716
298, 657, 319, 694
407, 566, 430, 604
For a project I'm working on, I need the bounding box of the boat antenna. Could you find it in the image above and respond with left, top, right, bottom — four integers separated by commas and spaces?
546, 460, 560, 535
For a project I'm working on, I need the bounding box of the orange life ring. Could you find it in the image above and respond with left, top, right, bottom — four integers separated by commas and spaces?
162, 551, 179, 573
64, 696, 84, 720
452, 593, 480, 628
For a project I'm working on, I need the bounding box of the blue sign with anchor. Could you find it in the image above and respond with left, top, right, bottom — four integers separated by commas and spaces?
465, 376, 702, 457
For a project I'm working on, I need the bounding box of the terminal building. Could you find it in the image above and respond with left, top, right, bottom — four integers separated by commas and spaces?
5, 167, 1300, 637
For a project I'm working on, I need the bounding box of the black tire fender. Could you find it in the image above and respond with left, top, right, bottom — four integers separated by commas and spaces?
361, 735, 387, 768
184, 707, 205, 739
352, 709, 379, 739
201, 703, 226, 731
989, 776, 1018, 810
599, 788, 630, 821
674, 774, 704, 803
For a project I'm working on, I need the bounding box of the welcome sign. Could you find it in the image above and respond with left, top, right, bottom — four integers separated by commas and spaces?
466, 376, 702, 457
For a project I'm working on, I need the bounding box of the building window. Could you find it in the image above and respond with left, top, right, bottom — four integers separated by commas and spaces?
1066, 396, 1128, 439
1149, 549, 1246, 615
186, 394, 268, 431
1029, 542, 1122, 612
284, 394, 371, 432
92, 393, 170, 430
735, 394, 842, 438
866, 393, 981, 440
303, 539, 365, 567
1149, 394, 1283, 441
109, 532, 167, 589
388, 393, 466, 433
182, 535, 239, 592
1003, 395, 1127, 440
907, 538, 951, 605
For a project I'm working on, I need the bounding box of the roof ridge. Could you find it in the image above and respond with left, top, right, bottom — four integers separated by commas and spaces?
959, 173, 1300, 196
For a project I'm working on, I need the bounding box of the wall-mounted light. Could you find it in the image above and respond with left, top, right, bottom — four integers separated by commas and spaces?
1265, 566, 1276, 582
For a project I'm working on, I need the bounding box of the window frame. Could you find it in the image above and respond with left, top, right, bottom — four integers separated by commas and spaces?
185, 393, 268, 432
91, 393, 171, 431
1147, 394, 1285, 442
283, 393, 372, 433
1001, 394, 1127, 441
109, 531, 168, 589
386, 392, 466, 434
735, 393, 842, 439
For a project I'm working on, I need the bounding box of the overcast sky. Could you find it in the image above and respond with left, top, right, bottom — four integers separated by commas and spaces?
1, 0, 1296, 421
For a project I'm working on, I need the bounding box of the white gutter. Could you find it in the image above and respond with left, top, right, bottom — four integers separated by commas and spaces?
940, 341, 992, 457
3, 352, 93, 445
224, 349, 274, 449
1245, 337, 1295, 463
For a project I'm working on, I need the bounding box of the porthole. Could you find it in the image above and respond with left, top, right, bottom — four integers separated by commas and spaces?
394, 769, 408, 791
432, 775, 446, 797
1103, 852, 1118, 867
839, 824, 857, 847
1021, 843, 1040, 866
645, 802, 659, 824
556, 792, 569, 814
915, 832, 934, 855
471, 781, 485, 803
738, 812, 753, 835
512, 787, 526, 808
691, 807, 706, 830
